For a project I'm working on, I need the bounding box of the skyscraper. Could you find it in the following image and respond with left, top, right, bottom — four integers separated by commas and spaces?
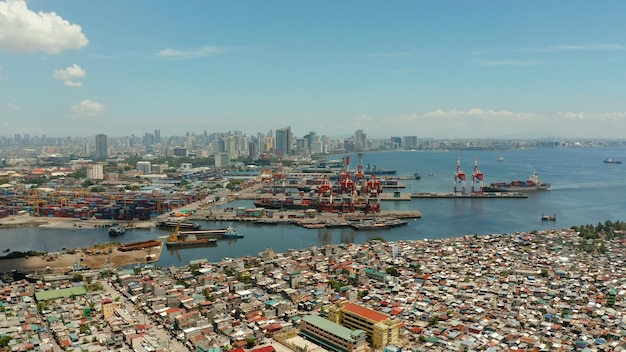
275, 126, 292, 157
95, 134, 108, 160
354, 129, 366, 151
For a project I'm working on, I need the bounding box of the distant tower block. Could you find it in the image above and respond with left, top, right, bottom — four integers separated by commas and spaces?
454, 156, 466, 194
471, 156, 484, 193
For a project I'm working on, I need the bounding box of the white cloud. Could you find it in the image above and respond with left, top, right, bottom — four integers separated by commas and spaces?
526, 43, 623, 53
477, 60, 539, 66
368, 52, 418, 58
374, 108, 626, 138
7, 102, 19, 110
156, 45, 224, 59
0, 0, 89, 54
70, 99, 106, 117
52, 64, 86, 87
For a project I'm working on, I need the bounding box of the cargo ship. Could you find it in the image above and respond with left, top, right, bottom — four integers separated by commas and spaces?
118, 240, 161, 252
156, 220, 201, 230
603, 158, 622, 164
364, 164, 397, 175
165, 232, 218, 248
482, 173, 550, 192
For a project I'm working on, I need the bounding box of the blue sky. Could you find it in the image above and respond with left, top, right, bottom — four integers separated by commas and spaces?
1, 0, 626, 139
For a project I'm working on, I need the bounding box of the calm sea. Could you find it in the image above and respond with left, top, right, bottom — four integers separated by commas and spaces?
1, 147, 624, 267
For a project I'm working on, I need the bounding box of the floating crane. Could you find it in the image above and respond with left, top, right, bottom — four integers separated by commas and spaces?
471, 156, 484, 193
454, 156, 466, 194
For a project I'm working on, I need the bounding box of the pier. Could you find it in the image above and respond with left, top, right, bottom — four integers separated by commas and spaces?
411, 192, 528, 198
190, 208, 421, 230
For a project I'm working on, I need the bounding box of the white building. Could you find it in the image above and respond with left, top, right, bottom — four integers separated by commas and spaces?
86, 163, 104, 180
215, 153, 230, 168
136, 161, 152, 175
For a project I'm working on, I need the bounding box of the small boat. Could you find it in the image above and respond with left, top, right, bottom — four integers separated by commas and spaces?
222, 226, 244, 238
541, 213, 556, 221
3, 249, 9, 253
497, 156, 504, 162
414, 171, 421, 180
108, 226, 126, 236
603, 158, 622, 164
301, 222, 326, 229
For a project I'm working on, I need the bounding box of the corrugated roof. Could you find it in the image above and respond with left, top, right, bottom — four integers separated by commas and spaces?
343, 302, 389, 322
302, 315, 363, 342
34, 286, 86, 301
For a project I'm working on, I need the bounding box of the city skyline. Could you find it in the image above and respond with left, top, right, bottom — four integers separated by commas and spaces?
1, 0, 626, 139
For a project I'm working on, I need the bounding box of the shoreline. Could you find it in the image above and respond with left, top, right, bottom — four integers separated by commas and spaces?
0, 242, 163, 274
0, 214, 165, 273
0, 214, 157, 230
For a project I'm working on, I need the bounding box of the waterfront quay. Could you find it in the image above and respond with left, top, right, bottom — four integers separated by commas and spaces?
1, 227, 625, 351
192, 205, 421, 230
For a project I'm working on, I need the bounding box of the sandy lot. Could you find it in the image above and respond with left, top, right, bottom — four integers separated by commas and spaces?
0, 238, 163, 274
0, 214, 164, 273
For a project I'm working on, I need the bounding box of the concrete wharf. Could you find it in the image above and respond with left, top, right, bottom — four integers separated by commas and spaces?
189, 208, 421, 230
411, 192, 528, 198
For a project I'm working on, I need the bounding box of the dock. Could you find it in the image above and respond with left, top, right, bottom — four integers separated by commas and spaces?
411, 192, 528, 199
190, 208, 421, 230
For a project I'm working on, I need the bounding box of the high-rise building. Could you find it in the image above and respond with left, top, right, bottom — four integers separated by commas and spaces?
390, 137, 402, 149
275, 126, 292, 157
403, 136, 418, 149
354, 130, 366, 151
95, 134, 108, 160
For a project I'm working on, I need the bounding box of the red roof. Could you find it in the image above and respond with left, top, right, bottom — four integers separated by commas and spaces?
250, 346, 276, 352
390, 307, 404, 315
343, 302, 389, 322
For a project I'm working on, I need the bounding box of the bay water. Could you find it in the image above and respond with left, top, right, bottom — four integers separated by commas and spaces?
1, 147, 624, 267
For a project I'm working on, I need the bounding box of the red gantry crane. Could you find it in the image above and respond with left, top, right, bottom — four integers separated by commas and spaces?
454, 156, 466, 195
471, 156, 484, 193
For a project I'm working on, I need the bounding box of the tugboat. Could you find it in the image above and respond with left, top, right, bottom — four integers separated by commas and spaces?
414, 171, 421, 180
222, 226, 244, 239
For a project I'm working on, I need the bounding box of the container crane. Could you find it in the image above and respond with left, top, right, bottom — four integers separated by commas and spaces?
454, 156, 466, 195
471, 156, 484, 193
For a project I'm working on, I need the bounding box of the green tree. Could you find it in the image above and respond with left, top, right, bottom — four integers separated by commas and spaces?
0, 336, 12, 347
429, 315, 439, 326
386, 267, 399, 277
246, 337, 256, 348
328, 279, 348, 291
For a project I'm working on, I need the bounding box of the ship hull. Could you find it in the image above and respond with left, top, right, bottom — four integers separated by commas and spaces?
482, 184, 550, 192
118, 240, 161, 252
157, 221, 201, 230
165, 239, 217, 248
